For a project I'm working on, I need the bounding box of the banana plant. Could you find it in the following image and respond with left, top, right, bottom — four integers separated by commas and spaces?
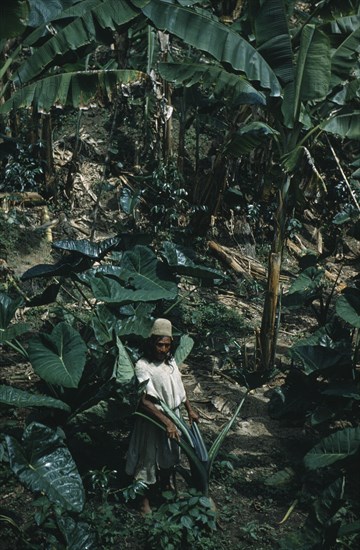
137, 390, 249, 497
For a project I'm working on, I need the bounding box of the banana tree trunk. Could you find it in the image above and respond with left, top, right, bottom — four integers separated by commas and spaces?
260, 174, 291, 370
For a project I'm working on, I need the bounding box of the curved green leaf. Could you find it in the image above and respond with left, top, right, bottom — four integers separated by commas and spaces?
226, 122, 279, 155
174, 334, 194, 367
161, 241, 225, 280
250, 0, 293, 84
0, 323, 29, 344
114, 336, 135, 383
264, 467, 296, 487
288, 344, 351, 375
27, 283, 61, 307
21, 255, 93, 280
6, 422, 85, 512
304, 427, 360, 469
321, 382, 360, 400
0, 385, 70, 412
0, 292, 24, 329
158, 62, 266, 106
142, 0, 281, 95
336, 287, 360, 328
28, 322, 87, 388
14, 0, 140, 85
282, 25, 331, 128
27, 1, 83, 28
208, 392, 248, 473
323, 15, 360, 85
321, 110, 360, 140
52, 235, 122, 258
57, 516, 97, 550
120, 245, 176, 287
0, 69, 147, 114
0, 0, 29, 39
92, 303, 154, 344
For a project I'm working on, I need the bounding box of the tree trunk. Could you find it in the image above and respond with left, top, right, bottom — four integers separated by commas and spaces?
41, 113, 54, 187
259, 174, 291, 370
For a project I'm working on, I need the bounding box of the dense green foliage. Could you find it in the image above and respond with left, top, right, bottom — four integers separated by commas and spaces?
1, 0, 360, 548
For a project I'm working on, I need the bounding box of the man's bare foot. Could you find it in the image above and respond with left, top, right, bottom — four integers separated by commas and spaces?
140, 496, 152, 515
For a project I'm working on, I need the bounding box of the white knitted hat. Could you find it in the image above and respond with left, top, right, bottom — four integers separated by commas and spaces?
150, 318, 172, 337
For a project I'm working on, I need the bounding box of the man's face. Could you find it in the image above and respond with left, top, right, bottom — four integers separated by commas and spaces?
154, 337, 171, 361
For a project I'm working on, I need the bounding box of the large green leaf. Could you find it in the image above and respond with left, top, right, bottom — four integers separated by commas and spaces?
142, 0, 281, 96
321, 110, 360, 140
113, 336, 135, 383
321, 382, 360, 400
304, 427, 360, 469
0, 0, 29, 38
90, 246, 178, 303
226, 122, 279, 155
250, 0, 293, 84
0, 323, 29, 344
6, 422, 85, 512
0, 69, 147, 114
90, 274, 177, 304
91, 303, 154, 344
0, 385, 70, 412
0, 292, 28, 344
282, 25, 331, 128
28, 322, 87, 388
288, 344, 351, 376
0, 292, 23, 329
13, 0, 140, 85
161, 241, 225, 280
52, 235, 122, 258
21, 255, 93, 280
313, 477, 345, 528
57, 516, 97, 550
336, 287, 360, 328
174, 334, 194, 367
325, 15, 360, 84
27, 0, 81, 28
282, 266, 323, 308
158, 62, 266, 106
296, 25, 331, 102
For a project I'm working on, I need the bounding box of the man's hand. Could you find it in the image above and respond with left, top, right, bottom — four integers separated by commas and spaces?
166, 421, 180, 441
188, 408, 200, 425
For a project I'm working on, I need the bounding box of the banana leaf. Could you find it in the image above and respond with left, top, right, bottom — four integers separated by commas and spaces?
142, 0, 281, 95
13, 0, 140, 86
158, 62, 266, 106
226, 122, 279, 155
0, 69, 147, 114
0, 0, 29, 39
